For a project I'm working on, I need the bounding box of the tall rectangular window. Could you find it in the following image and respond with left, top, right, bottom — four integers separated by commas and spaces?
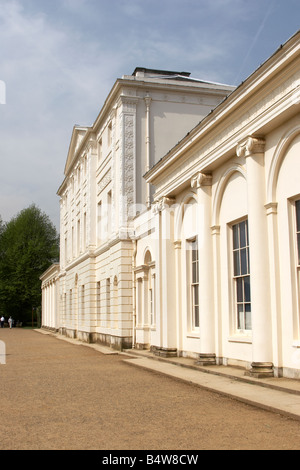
107, 191, 112, 236
106, 278, 111, 327
72, 226, 75, 258
191, 239, 199, 329
69, 289, 72, 320
98, 138, 102, 165
149, 273, 156, 327
233, 220, 251, 331
97, 281, 101, 325
296, 200, 300, 266
83, 212, 87, 250
97, 201, 102, 245
64, 237, 68, 265
108, 122, 112, 147
77, 219, 81, 255
81, 285, 85, 319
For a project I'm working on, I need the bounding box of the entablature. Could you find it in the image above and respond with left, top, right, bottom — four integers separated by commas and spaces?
148, 48, 300, 202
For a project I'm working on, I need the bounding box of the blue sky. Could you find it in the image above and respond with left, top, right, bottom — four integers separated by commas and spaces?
0, 0, 299, 229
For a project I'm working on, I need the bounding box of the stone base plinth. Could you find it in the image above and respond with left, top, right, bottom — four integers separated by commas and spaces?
151, 346, 178, 358
245, 362, 274, 378
197, 353, 216, 366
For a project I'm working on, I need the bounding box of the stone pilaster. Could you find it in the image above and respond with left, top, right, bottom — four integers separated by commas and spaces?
153, 196, 177, 357
192, 173, 216, 366
237, 137, 274, 378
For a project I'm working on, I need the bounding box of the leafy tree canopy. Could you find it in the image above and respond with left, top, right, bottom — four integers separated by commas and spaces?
0, 205, 59, 322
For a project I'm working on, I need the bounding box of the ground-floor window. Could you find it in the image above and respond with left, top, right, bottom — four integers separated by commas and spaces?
190, 238, 199, 329
232, 220, 251, 331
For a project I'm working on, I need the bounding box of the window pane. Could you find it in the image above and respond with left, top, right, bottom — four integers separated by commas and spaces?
240, 221, 246, 248
245, 304, 252, 330
298, 233, 300, 266
296, 200, 300, 231
237, 304, 244, 330
240, 248, 248, 275
192, 261, 197, 283
194, 306, 199, 328
247, 247, 250, 273
193, 285, 199, 307
244, 276, 251, 303
246, 220, 249, 245
233, 225, 239, 249
234, 251, 240, 276
237, 278, 243, 303
192, 240, 198, 257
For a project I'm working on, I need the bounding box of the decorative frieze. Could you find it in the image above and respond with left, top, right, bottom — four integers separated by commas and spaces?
124, 114, 135, 207
98, 169, 112, 195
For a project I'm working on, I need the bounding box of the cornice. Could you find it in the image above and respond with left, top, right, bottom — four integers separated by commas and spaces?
40, 263, 60, 282
145, 32, 300, 187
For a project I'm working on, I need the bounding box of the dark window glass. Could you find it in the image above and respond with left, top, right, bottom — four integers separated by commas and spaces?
191, 239, 199, 329
233, 220, 251, 331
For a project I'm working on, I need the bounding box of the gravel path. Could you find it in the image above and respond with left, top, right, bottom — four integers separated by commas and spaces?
0, 328, 299, 450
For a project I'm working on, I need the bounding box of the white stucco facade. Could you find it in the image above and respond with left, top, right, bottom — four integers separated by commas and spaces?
41, 68, 233, 349
41, 31, 300, 379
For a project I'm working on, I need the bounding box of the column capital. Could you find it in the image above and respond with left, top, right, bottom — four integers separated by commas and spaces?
85, 137, 97, 155
174, 240, 182, 250
153, 196, 176, 214
191, 172, 212, 189
236, 137, 265, 158
117, 94, 139, 111
144, 94, 152, 108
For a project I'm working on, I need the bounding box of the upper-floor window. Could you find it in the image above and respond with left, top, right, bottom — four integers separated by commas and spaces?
77, 166, 81, 187
233, 220, 251, 331
98, 138, 103, 164
108, 122, 112, 147
296, 200, 300, 266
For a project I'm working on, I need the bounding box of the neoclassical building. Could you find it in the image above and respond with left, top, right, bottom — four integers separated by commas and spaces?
41, 67, 233, 348
41, 31, 300, 379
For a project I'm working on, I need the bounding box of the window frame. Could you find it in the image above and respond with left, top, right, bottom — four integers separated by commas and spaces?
188, 237, 200, 331
232, 219, 252, 333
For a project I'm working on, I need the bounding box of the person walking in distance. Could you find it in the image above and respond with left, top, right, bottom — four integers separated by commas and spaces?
8, 317, 13, 329
0, 316, 4, 328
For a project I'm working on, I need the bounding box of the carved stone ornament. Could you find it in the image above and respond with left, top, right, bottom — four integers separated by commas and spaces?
236, 137, 265, 158
191, 172, 212, 189
98, 169, 112, 194
153, 196, 176, 214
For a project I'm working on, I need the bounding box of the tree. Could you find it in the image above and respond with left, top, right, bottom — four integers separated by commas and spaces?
0, 205, 59, 323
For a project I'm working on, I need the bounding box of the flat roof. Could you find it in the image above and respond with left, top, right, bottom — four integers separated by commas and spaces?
132, 67, 191, 77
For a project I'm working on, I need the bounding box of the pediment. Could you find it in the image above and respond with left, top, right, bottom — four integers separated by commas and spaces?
64, 126, 90, 175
